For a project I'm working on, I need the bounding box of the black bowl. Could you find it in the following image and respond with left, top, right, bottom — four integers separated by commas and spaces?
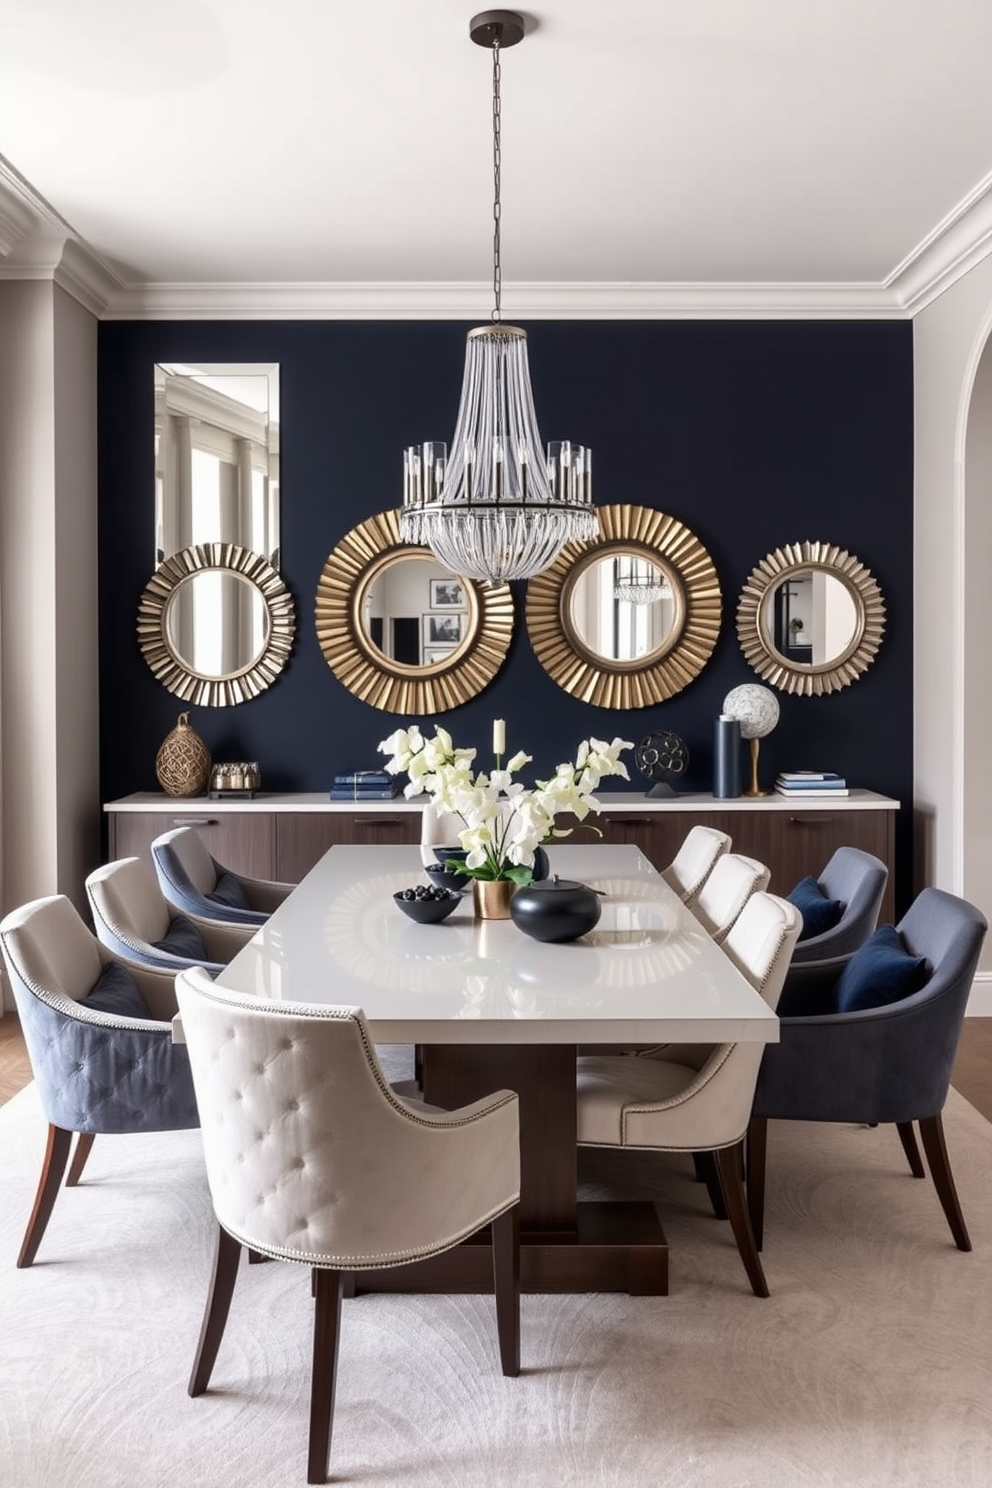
425, 862, 471, 893
432, 845, 470, 868
393, 889, 461, 924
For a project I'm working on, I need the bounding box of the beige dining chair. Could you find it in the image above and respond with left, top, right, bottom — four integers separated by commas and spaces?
576, 891, 801, 1297
661, 824, 732, 903
86, 857, 254, 975
690, 852, 770, 941
175, 966, 522, 1485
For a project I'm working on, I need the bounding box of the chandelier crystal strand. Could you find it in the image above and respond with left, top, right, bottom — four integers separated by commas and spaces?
399, 10, 599, 584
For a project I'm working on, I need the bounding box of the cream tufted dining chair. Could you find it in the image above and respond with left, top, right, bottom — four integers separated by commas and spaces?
576, 891, 801, 1297
690, 852, 770, 941
175, 967, 522, 1485
660, 824, 732, 903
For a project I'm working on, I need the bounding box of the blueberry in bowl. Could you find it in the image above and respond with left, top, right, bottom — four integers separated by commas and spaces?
393, 884, 462, 923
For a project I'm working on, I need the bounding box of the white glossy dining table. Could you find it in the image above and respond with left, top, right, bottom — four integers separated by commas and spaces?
215, 842, 779, 1294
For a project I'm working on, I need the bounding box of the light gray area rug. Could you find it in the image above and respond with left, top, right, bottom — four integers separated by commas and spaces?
2, 1078, 991, 1488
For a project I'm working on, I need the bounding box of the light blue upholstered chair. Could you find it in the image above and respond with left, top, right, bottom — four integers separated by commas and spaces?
749, 886, 987, 1252
788, 846, 888, 964
150, 824, 293, 928
0, 894, 200, 1267
86, 856, 254, 975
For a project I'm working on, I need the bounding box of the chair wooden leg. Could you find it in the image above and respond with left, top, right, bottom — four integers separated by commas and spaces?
896, 1121, 925, 1178
65, 1131, 96, 1188
745, 1117, 768, 1253
308, 1269, 344, 1485
189, 1223, 243, 1396
715, 1140, 769, 1298
492, 1205, 520, 1378
17, 1123, 74, 1268
918, 1112, 972, 1252
693, 1151, 728, 1220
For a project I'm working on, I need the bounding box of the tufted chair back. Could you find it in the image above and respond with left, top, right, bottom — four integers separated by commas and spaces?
175, 966, 522, 1481
0, 894, 199, 1267
692, 853, 771, 942
176, 967, 519, 1266
660, 824, 731, 903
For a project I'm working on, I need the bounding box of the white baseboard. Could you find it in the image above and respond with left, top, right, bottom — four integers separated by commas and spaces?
966, 971, 992, 1015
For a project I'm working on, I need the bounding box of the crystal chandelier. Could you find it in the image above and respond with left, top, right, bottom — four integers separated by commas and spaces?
613, 560, 673, 605
399, 11, 600, 584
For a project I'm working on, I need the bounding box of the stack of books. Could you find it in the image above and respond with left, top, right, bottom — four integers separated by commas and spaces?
329, 769, 400, 802
775, 771, 849, 798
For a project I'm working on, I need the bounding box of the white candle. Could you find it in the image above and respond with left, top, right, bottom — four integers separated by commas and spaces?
493, 718, 506, 757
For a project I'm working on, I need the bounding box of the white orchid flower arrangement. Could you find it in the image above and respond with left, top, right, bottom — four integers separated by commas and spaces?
378, 720, 634, 884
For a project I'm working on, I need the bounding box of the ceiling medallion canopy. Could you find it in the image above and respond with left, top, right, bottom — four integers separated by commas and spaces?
399, 11, 600, 584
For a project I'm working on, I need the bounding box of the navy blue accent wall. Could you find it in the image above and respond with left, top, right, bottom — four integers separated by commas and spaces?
98, 320, 914, 900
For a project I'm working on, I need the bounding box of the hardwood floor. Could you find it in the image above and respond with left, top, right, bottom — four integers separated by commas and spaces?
3, 1011, 992, 1119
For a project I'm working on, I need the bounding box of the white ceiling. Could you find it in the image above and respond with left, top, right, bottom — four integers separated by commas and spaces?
1, 0, 992, 317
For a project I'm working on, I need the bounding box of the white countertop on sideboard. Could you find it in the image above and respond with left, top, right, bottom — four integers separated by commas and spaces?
105, 789, 899, 814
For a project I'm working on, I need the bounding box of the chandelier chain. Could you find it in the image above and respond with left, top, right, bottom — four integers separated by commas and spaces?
491, 36, 502, 324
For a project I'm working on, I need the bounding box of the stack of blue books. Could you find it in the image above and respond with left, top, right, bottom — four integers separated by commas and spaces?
774, 771, 849, 798
329, 770, 400, 801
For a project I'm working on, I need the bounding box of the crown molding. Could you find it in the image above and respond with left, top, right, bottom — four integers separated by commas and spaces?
0, 155, 124, 315
887, 169, 992, 314
103, 278, 905, 321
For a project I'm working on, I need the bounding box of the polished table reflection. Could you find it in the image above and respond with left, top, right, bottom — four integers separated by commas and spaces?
216, 843, 779, 1295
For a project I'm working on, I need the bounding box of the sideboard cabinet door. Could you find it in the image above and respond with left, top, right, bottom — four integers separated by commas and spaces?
107, 810, 278, 881
276, 811, 420, 883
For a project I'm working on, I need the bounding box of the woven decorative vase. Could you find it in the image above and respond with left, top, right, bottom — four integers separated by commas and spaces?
155, 712, 212, 798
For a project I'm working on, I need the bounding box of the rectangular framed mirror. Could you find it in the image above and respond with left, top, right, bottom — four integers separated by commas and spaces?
154, 362, 280, 567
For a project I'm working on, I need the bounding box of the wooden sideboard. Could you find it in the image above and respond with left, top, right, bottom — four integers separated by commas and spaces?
105, 789, 899, 921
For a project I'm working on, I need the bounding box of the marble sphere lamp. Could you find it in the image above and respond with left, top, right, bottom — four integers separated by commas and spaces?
722, 684, 780, 797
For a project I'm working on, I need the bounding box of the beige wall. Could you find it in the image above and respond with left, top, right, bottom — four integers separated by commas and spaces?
0, 279, 100, 1006
914, 253, 992, 997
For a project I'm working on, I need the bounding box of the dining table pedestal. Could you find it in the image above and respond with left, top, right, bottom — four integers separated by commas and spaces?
349, 1042, 669, 1296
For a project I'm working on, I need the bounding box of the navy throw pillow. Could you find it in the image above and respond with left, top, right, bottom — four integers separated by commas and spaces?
153, 914, 208, 961
834, 924, 930, 1013
206, 871, 250, 911
85, 961, 152, 1019
787, 875, 844, 941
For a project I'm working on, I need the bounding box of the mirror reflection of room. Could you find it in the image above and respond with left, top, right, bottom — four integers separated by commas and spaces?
154, 363, 280, 566
165, 571, 271, 680
570, 555, 676, 662
361, 555, 469, 667
764, 569, 859, 666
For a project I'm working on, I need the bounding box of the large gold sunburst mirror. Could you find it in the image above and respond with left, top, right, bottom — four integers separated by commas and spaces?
736, 541, 886, 696
315, 508, 514, 714
525, 503, 722, 708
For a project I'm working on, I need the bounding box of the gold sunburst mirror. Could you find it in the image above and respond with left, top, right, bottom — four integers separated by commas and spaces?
736, 541, 885, 696
525, 504, 722, 709
137, 543, 296, 706
314, 508, 514, 714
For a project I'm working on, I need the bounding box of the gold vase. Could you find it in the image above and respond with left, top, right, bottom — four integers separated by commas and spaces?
472, 879, 517, 920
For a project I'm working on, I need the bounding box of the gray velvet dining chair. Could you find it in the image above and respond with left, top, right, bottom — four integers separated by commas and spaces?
576, 891, 802, 1297
150, 824, 294, 928
85, 856, 254, 975
787, 845, 888, 964
0, 894, 199, 1267
748, 886, 987, 1253
174, 966, 522, 1485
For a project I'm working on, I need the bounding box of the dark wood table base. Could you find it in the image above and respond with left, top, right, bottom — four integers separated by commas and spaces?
351, 1201, 668, 1296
